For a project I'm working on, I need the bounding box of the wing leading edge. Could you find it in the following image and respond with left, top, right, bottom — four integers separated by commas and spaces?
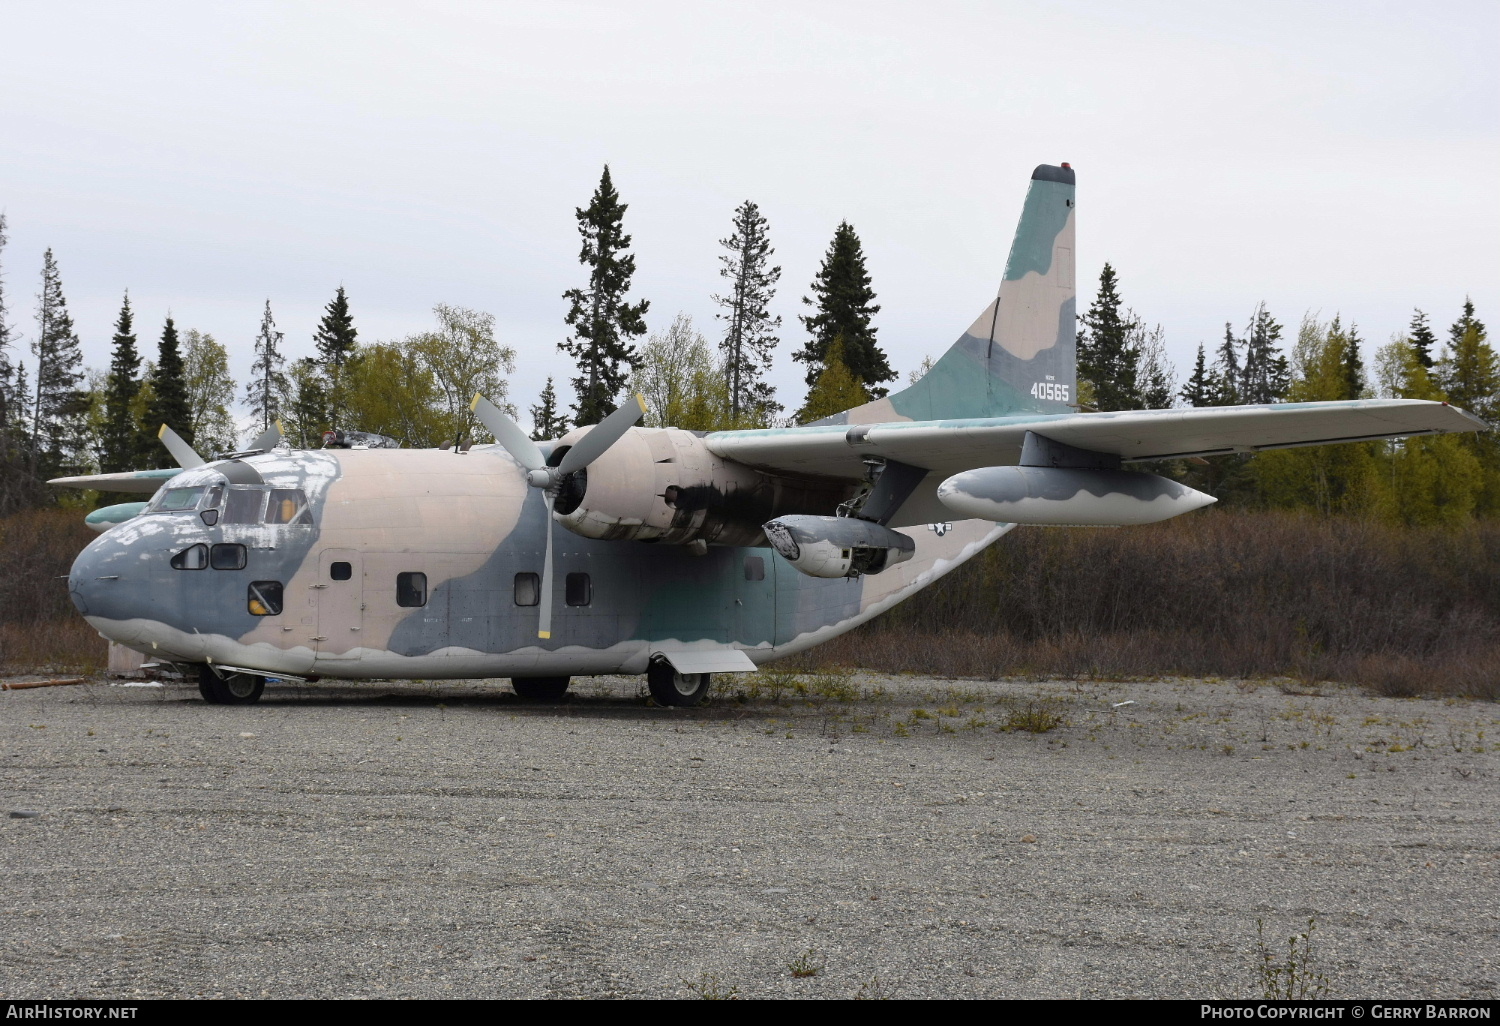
706, 399, 1489, 482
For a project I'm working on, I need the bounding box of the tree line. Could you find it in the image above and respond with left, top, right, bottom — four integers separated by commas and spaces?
0, 166, 898, 515
0, 174, 1493, 526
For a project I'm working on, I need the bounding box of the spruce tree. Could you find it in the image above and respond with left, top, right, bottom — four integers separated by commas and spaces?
1341, 320, 1365, 400
560, 166, 650, 425
145, 316, 193, 444
1211, 321, 1240, 405
30, 248, 86, 476
245, 299, 288, 435
529, 377, 570, 441
0, 212, 14, 438
313, 285, 357, 428
100, 292, 144, 472
1408, 308, 1438, 369
796, 222, 892, 396
713, 200, 782, 424
1449, 297, 1487, 352
1180, 343, 1211, 406
1241, 302, 1289, 403
1076, 264, 1141, 411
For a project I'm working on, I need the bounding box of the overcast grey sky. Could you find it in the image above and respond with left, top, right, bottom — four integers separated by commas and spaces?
2, 0, 1496, 423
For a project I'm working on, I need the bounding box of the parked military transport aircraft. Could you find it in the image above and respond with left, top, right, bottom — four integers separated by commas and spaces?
53, 164, 1487, 707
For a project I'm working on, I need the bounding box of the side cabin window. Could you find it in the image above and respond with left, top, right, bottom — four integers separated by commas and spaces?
222, 487, 266, 525
170, 544, 207, 570
148, 486, 206, 513
265, 488, 313, 526
247, 581, 283, 616
744, 556, 765, 581
514, 573, 539, 606
565, 572, 591, 607
210, 543, 247, 570
396, 572, 427, 608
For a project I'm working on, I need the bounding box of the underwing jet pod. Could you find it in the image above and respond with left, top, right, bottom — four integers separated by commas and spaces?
55, 163, 1490, 709
763, 515, 916, 578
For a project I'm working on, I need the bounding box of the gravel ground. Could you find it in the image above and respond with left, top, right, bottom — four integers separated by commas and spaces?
1, 670, 1496, 1000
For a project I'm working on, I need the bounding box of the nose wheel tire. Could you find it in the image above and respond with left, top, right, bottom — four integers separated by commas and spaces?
197, 665, 265, 705
510, 676, 571, 703
646, 659, 711, 707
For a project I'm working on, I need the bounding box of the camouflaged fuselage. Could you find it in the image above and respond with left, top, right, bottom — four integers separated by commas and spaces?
68, 446, 1008, 679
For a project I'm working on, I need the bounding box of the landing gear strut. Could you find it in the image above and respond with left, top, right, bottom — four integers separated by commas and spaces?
197, 665, 265, 705
647, 658, 711, 707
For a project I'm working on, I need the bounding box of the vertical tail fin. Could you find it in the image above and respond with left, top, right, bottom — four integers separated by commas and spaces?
831, 163, 1077, 425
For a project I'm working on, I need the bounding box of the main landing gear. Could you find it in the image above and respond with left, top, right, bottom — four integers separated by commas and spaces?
197, 665, 265, 705
646, 658, 711, 707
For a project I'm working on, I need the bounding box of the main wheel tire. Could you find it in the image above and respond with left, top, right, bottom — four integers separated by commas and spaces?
646, 660, 710, 707
197, 666, 265, 705
510, 676, 571, 702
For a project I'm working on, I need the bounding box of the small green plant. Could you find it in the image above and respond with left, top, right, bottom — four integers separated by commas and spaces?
1002, 700, 1065, 733
684, 972, 740, 1000
788, 949, 825, 979
749, 669, 803, 703
1255, 917, 1331, 999
911, 708, 933, 720
810, 669, 859, 702
853, 975, 889, 1000
892, 721, 910, 737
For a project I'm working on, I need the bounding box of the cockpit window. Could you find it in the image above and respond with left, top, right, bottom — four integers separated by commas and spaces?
247, 581, 283, 616
148, 486, 206, 512
222, 487, 265, 525
265, 489, 313, 526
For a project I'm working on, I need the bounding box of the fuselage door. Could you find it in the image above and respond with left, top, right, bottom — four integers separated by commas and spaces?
314, 549, 363, 662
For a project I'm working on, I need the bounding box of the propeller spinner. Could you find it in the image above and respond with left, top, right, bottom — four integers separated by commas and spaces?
471, 393, 646, 639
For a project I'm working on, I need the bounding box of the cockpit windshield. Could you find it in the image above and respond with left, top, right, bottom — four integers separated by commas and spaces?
147, 486, 207, 512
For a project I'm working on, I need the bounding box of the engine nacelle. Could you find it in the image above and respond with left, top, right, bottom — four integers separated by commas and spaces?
762, 515, 916, 578
936, 466, 1216, 526
550, 426, 849, 547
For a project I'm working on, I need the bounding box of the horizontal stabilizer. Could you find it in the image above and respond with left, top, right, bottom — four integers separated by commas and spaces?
48, 468, 182, 493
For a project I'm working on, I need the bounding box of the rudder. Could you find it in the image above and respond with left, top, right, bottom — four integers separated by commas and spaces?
828, 163, 1077, 425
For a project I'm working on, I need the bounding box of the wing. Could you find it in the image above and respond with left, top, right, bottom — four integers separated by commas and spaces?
707, 399, 1488, 527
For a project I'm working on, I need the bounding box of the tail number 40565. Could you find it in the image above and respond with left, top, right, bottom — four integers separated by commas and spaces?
1031, 382, 1070, 401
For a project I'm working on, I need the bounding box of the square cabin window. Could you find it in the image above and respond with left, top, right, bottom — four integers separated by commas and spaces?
329, 561, 353, 581
210, 543, 247, 570
247, 581, 283, 616
744, 556, 765, 582
396, 572, 427, 608
514, 572, 540, 607
565, 572, 591, 607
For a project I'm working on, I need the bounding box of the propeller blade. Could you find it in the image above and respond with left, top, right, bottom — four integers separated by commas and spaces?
246, 419, 283, 452
557, 393, 646, 475
538, 502, 555, 640
472, 393, 547, 473
158, 425, 206, 469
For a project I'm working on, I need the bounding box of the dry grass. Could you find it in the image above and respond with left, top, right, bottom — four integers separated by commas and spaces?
0, 619, 106, 674
816, 512, 1500, 701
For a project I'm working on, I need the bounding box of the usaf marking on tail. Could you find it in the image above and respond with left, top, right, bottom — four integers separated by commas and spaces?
53, 164, 1489, 708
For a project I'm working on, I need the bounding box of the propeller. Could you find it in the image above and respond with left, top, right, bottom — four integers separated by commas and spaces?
158, 425, 205, 469
245, 420, 284, 453
471, 393, 646, 639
